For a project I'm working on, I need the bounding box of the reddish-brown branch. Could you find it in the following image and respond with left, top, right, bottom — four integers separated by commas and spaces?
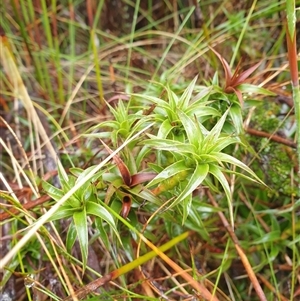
0, 195, 51, 221
245, 128, 296, 149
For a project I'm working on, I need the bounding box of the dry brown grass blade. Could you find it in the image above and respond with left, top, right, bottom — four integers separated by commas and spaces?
257, 274, 289, 301
147, 243, 220, 301
135, 197, 221, 301
0, 34, 58, 163
63, 231, 220, 301
0, 116, 39, 195
207, 190, 268, 301
0, 194, 51, 221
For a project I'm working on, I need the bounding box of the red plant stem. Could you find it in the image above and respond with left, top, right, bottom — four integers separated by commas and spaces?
286, 27, 299, 88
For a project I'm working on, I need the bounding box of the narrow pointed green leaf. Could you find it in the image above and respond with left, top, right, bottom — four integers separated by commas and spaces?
42, 181, 64, 201
212, 72, 219, 86
286, 1, 296, 40
94, 217, 110, 250
208, 164, 233, 227
61, 175, 76, 194
135, 188, 162, 206
55, 174, 81, 208
66, 222, 77, 253
48, 206, 76, 221
73, 208, 88, 272
172, 163, 209, 208
86, 201, 120, 241
191, 86, 213, 103
132, 93, 167, 108
197, 122, 210, 136
210, 152, 265, 185
166, 85, 179, 108
94, 120, 120, 130
178, 76, 198, 110
178, 110, 202, 148
207, 136, 240, 153
181, 194, 193, 224
185, 105, 220, 120
202, 108, 230, 152
198, 153, 223, 164
229, 104, 243, 134
69, 167, 84, 177
157, 119, 174, 138
135, 145, 151, 169
75, 166, 104, 185
252, 231, 281, 245
144, 137, 197, 154
238, 83, 276, 96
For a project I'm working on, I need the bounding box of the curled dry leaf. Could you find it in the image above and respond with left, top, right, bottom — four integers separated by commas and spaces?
120, 195, 132, 218
100, 139, 132, 186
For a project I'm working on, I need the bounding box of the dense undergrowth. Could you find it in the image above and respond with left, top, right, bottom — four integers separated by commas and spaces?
0, 1, 299, 301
